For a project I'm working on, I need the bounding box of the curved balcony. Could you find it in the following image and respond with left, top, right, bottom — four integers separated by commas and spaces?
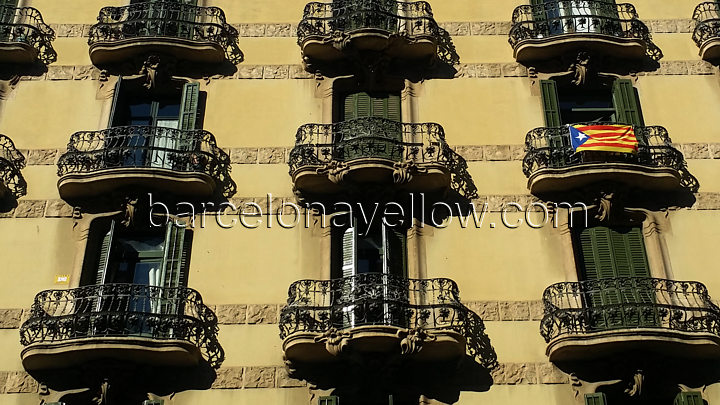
88, 1, 242, 66
0, 6, 55, 64
522, 123, 684, 195
20, 284, 223, 371
298, 1, 440, 71
57, 126, 233, 200
509, 1, 653, 62
541, 277, 720, 362
0, 134, 26, 200
289, 117, 451, 196
693, 2, 720, 60
280, 274, 494, 366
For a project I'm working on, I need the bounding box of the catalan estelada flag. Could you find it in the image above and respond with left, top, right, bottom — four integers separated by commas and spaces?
569, 124, 638, 154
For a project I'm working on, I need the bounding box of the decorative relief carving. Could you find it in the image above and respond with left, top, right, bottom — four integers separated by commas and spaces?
397, 327, 435, 355
315, 328, 352, 356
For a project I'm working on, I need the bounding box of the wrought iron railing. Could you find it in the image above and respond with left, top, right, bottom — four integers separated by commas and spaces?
522, 123, 684, 178
289, 117, 451, 173
19, 283, 224, 368
541, 277, 720, 343
279, 273, 497, 367
298, 0, 439, 44
57, 126, 235, 197
0, 5, 55, 64
88, 1, 242, 64
509, 1, 657, 59
0, 134, 26, 199
693, 2, 720, 50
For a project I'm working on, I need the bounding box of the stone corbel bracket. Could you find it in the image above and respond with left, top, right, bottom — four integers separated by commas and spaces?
397, 327, 436, 356
315, 328, 353, 357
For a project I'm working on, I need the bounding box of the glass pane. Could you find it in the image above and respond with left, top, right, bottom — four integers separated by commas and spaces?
357, 227, 384, 274
157, 102, 180, 119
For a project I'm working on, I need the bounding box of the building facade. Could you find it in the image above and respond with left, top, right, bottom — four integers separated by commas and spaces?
0, 0, 718, 404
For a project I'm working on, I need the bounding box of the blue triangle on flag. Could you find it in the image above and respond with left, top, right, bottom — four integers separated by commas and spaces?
569, 126, 590, 151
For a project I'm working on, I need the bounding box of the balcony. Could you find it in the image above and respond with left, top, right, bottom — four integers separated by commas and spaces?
289, 117, 451, 196
57, 126, 233, 200
0, 134, 26, 200
509, 1, 653, 62
88, 1, 242, 66
0, 6, 55, 64
541, 277, 720, 362
20, 284, 223, 371
298, 1, 440, 71
522, 124, 685, 195
693, 2, 720, 60
280, 274, 492, 366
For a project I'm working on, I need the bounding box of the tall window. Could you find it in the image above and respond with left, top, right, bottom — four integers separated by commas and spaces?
540, 78, 643, 127
573, 224, 656, 329
342, 91, 401, 122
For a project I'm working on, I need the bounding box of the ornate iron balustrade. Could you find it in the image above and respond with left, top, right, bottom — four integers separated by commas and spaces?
88, 1, 242, 64
280, 273, 497, 367
0, 5, 55, 64
509, 1, 654, 55
693, 2, 720, 49
541, 277, 720, 343
298, 0, 439, 43
522, 123, 684, 178
289, 117, 451, 173
0, 134, 26, 199
20, 283, 224, 368
57, 126, 235, 197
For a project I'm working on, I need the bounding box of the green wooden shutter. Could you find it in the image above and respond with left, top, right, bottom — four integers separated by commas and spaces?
675, 392, 704, 405
143, 400, 164, 405
108, 77, 124, 127
95, 220, 116, 285
343, 92, 372, 121
179, 82, 200, 130
319, 396, 339, 405
386, 227, 407, 278
386, 94, 401, 121
343, 92, 400, 121
612, 79, 643, 126
341, 224, 356, 279
584, 393, 607, 405
161, 223, 190, 289
540, 80, 562, 127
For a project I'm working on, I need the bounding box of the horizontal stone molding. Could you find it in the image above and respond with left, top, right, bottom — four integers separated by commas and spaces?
18, 60, 717, 82
47, 19, 694, 40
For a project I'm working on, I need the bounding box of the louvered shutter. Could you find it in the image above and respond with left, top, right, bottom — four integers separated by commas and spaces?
584, 393, 607, 405
675, 392, 704, 405
108, 77, 124, 127
95, 220, 116, 286
612, 79, 643, 126
540, 80, 562, 127
340, 224, 356, 328
386, 227, 407, 278
179, 82, 200, 131
160, 223, 191, 319
341, 225, 356, 279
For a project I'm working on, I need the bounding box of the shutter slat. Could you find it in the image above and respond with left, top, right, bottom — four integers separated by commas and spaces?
179, 82, 200, 130
612, 78, 643, 126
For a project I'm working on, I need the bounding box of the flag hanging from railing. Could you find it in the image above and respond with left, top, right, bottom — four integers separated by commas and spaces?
569, 124, 638, 154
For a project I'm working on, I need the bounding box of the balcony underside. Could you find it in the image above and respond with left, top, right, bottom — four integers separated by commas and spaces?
527, 163, 680, 195
301, 30, 437, 65
0, 42, 40, 64
21, 336, 202, 371
513, 34, 646, 62
547, 328, 720, 362
283, 325, 465, 364
89, 37, 226, 65
698, 38, 720, 61
58, 167, 216, 200
292, 159, 450, 195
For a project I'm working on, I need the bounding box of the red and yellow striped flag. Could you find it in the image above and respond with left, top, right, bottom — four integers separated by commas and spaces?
569, 124, 638, 154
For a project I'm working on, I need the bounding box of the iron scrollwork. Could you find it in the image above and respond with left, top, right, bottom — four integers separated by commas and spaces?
540, 277, 720, 343
56, 126, 235, 198
693, 2, 720, 51
279, 273, 498, 368
88, 1, 243, 64
19, 283, 224, 368
0, 134, 26, 199
0, 5, 56, 64
509, 0, 661, 61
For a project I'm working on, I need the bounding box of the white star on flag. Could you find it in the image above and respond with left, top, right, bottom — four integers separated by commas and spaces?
575, 132, 588, 142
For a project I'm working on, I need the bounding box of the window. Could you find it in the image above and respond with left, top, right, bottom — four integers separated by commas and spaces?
84, 219, 191, 292
573, 225, 656, 329
540, 78, 643, 126
342, 91, 401, 122
339, 91, 403, 161
675, 392, 704, 405
319, 396, 339, 405
584, 393, 607, 405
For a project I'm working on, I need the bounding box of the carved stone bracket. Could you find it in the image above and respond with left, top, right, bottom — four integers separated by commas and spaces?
397, 327, 436, 355
315, 328, 353, 356
393, 161, 426, 184
317, 161, 349, 184
138, 54, 176, 90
